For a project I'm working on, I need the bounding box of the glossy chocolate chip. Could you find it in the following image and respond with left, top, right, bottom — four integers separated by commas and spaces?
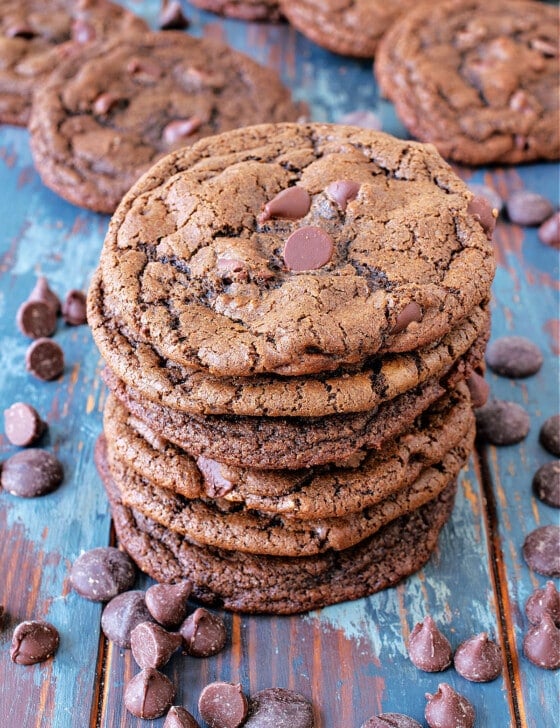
101, 590, 153, 648
453, 633, 502, 682
525, 581, 560, 627
391, 302, 423, 335
533, 461, 560, 508
145, 580, 192, 628
259, 187, 311, 224
26, 338, 64, 381
486, 336, 543, 378
160, 1, 190, 29
538, 212, 560, 248
523, 613, 560, 670
130, 621, 182, 669
475, 400, 530, 445
522, 526, 560, 577
326, 180, 361, 210
506, 190, 554, 226
198, 682, 248, 728
197, 456, 235, 497
1, 449, 63, 497
62, 290, 87, 325
180, 607, 227, 657
468, 194, 497, 240
17, 300, 57, 339
70, 547, 136, 602
164, 706, 201, 728
467, 184, 503, 215
164, 118, 203, 145
124, 668, 175, 719
245, 688, 314, 728
361, 715, 422, 728
466, 371, 490, 408
407, 616, 452, 672
10, 621, 59, 665
424, 684, 475, 728
3, 402, 47, 446
283, 226, 334, 271
540, 415, 560, 457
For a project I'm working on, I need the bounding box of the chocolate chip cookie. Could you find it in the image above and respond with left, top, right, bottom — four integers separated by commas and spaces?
189, 0, 283, 22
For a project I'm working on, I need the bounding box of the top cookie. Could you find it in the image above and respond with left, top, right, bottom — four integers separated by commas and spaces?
0, 0, 148, 126
376, 0, 559, 165
29, 31, 304, 213
93, 123, 495, 378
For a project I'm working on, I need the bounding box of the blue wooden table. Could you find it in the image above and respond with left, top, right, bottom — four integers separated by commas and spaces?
0, 2, 558, 726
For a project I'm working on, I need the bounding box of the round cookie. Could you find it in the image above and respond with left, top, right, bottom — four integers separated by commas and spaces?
375, 0, 559, 165
0, 0, 148, 126
91, 123, 495, 376
29, 33, 304, 213
96, 435, 458, 614
279, 0, 418, 58
189, 0, 283, 22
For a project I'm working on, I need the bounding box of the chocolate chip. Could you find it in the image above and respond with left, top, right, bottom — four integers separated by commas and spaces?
197, 456, 235, 497
124, 668, 176, 719
533, 461, 560, 508
127, 57, 163, 82
522, 525, 560, 577
25, 338, 64, 381
72, 19, 96, 43
407, 616, 452, 672
538, 212, 560, 248
391, 302, 423, 335
424, 684, 475, 728
326, 180, 361, 211
361, 715, 422, 728
475, 399, 530, 445
180, 607, 227, 657
164, 706, 201, 728
338, 109, 382, 130
540, 415, 560, 456
130, 621, 182, 669
283, 226, 333, 271
468, 194, 497, 240
159, 1, 190, 30
17, 300, 57, 339
198, 682, 248, 728
70, 546, 136, 602
467, 184, 503, 216
525, 581, 560, 627
466, 370, 490, 408
29, 276, 61, 314
62, 290, 87, 325
522, 613, 560, 670
244, 688, 314, 728
93, 92, 122, 116
259, 187, 311, 224
145, 580, 192, 628
453, 633, 502, 682
101, 590, 153, 648
486, 336, 543, 378
164, 118, 203, 145
1, 449, 63, 497
3, 402, 47, 446
10, 620, 59, 665
506, 190, 554, 226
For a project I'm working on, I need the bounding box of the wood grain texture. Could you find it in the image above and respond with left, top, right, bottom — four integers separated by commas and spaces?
0, 1, 559, 726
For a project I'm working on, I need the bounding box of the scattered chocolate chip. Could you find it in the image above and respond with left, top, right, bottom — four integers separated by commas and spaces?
523, 613, 560, 670
466, 370, 490, 408
29, 276, 61, 314
391, 302, 423, 335
62, 290, 87, 325
338, 109, 382, 130
159, 1, 190, 30
540, 415, 560, 456
533, 461, 560, 508
526, 581, 560, 627
326, 180, 361, 211
10, 620, 59, 665
3, 402, 47, 446
17, 300, 57, 339
130, 621, 182, 670
259, 187, 311, 224
361, 715, 422, 728
468, 194, 497, 240
124, 668, 176, 719
198, 682, 248, 728
283, 226, 333, 271
538, 212, 560, 248
25, 338, 64, 381
145, 580, 192, 628
522, 525, 560, 577
506, 190, 554, 226
93, 92, 122, 116
164, 706, 201, 728
244, 688, 314, 728
453, 633, 502, 682
486, 336, 543, 378
467, 184, 503, 216
180, 607, 227, 657
407, 616, 452, 672
163, 118, 203, 145
1, 449, 63, 498
101, 590, 153, 648
424, 684, 475, 728
70, 546, 136, 602
475, 399, 530, 445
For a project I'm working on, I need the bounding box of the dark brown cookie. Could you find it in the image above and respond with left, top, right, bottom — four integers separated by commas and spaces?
0, 0, 148, 126
29, 33, 304, 213
189, 0, 282, 22
376, 0, 559, 165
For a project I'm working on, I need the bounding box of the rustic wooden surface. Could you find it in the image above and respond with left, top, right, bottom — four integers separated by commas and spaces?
0, 2, 558, 726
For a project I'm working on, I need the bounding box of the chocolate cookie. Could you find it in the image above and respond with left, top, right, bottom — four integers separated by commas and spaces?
189, 0, 282, 22
29, 33, 304, 213
376, 0, 559, 165
0, 0, 148, 126
96, 435, 457, 614
91, 123, 495, 377
279, 0, 418, 58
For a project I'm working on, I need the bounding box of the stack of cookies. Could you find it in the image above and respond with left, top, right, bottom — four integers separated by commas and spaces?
88, 123, 496, 615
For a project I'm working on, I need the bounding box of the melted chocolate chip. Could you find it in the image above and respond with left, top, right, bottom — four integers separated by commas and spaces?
424, 684, 475, 728
1, 449, 63, 497
533, 461, 560, 508
101, 590, 153, 648
164, 706, 201, 728
197, 456, 235, 497
283, 226, 334, 271
259, 187, 311, 223
164, 118, 203, 145
3, 402, 47, 447
468, 194, 497, 240
525, 581, 560, 626
467, 184, 503, 215
523, 613, 560, 670
25, 338, 64, 381
486, 336, 543, 378
145, 580, 192, 628
391, 302, 423, 335
124, 668, 176, 719
10, 621, 59, 665
198, 682, 248, 728
522, 525, 560, 576
326, 180, 361, 210
466, 371, 490, 408
453, 633, 502, 682
407, 616, 452, 672
130, 621, 182, 669
180, 607, 227, 657
70, 547, 136, 602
